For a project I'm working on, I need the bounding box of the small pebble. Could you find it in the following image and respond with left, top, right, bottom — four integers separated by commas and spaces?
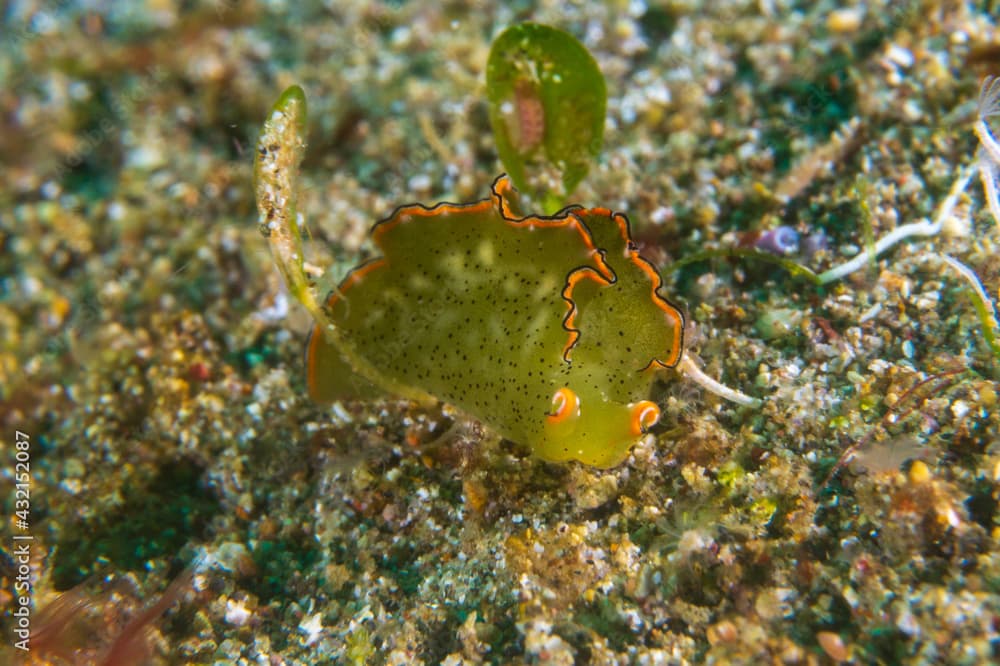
817, 631, 848, 661
826, 8, 863, 33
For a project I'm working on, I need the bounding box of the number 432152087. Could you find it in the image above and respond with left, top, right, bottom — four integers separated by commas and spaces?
14, 431, 30, 527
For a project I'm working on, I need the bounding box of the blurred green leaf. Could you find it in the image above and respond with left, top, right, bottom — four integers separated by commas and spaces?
486, 23, 606, 209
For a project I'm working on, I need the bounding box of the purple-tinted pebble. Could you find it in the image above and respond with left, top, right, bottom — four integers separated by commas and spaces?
801, 229, 830, 258
755, 226, 800, 255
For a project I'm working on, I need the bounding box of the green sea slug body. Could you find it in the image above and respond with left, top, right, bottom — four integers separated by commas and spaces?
305, 175, 684, 468
255, 85, 688, 468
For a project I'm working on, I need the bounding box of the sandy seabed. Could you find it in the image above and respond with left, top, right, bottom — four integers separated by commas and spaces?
2, 2, 1000, 664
